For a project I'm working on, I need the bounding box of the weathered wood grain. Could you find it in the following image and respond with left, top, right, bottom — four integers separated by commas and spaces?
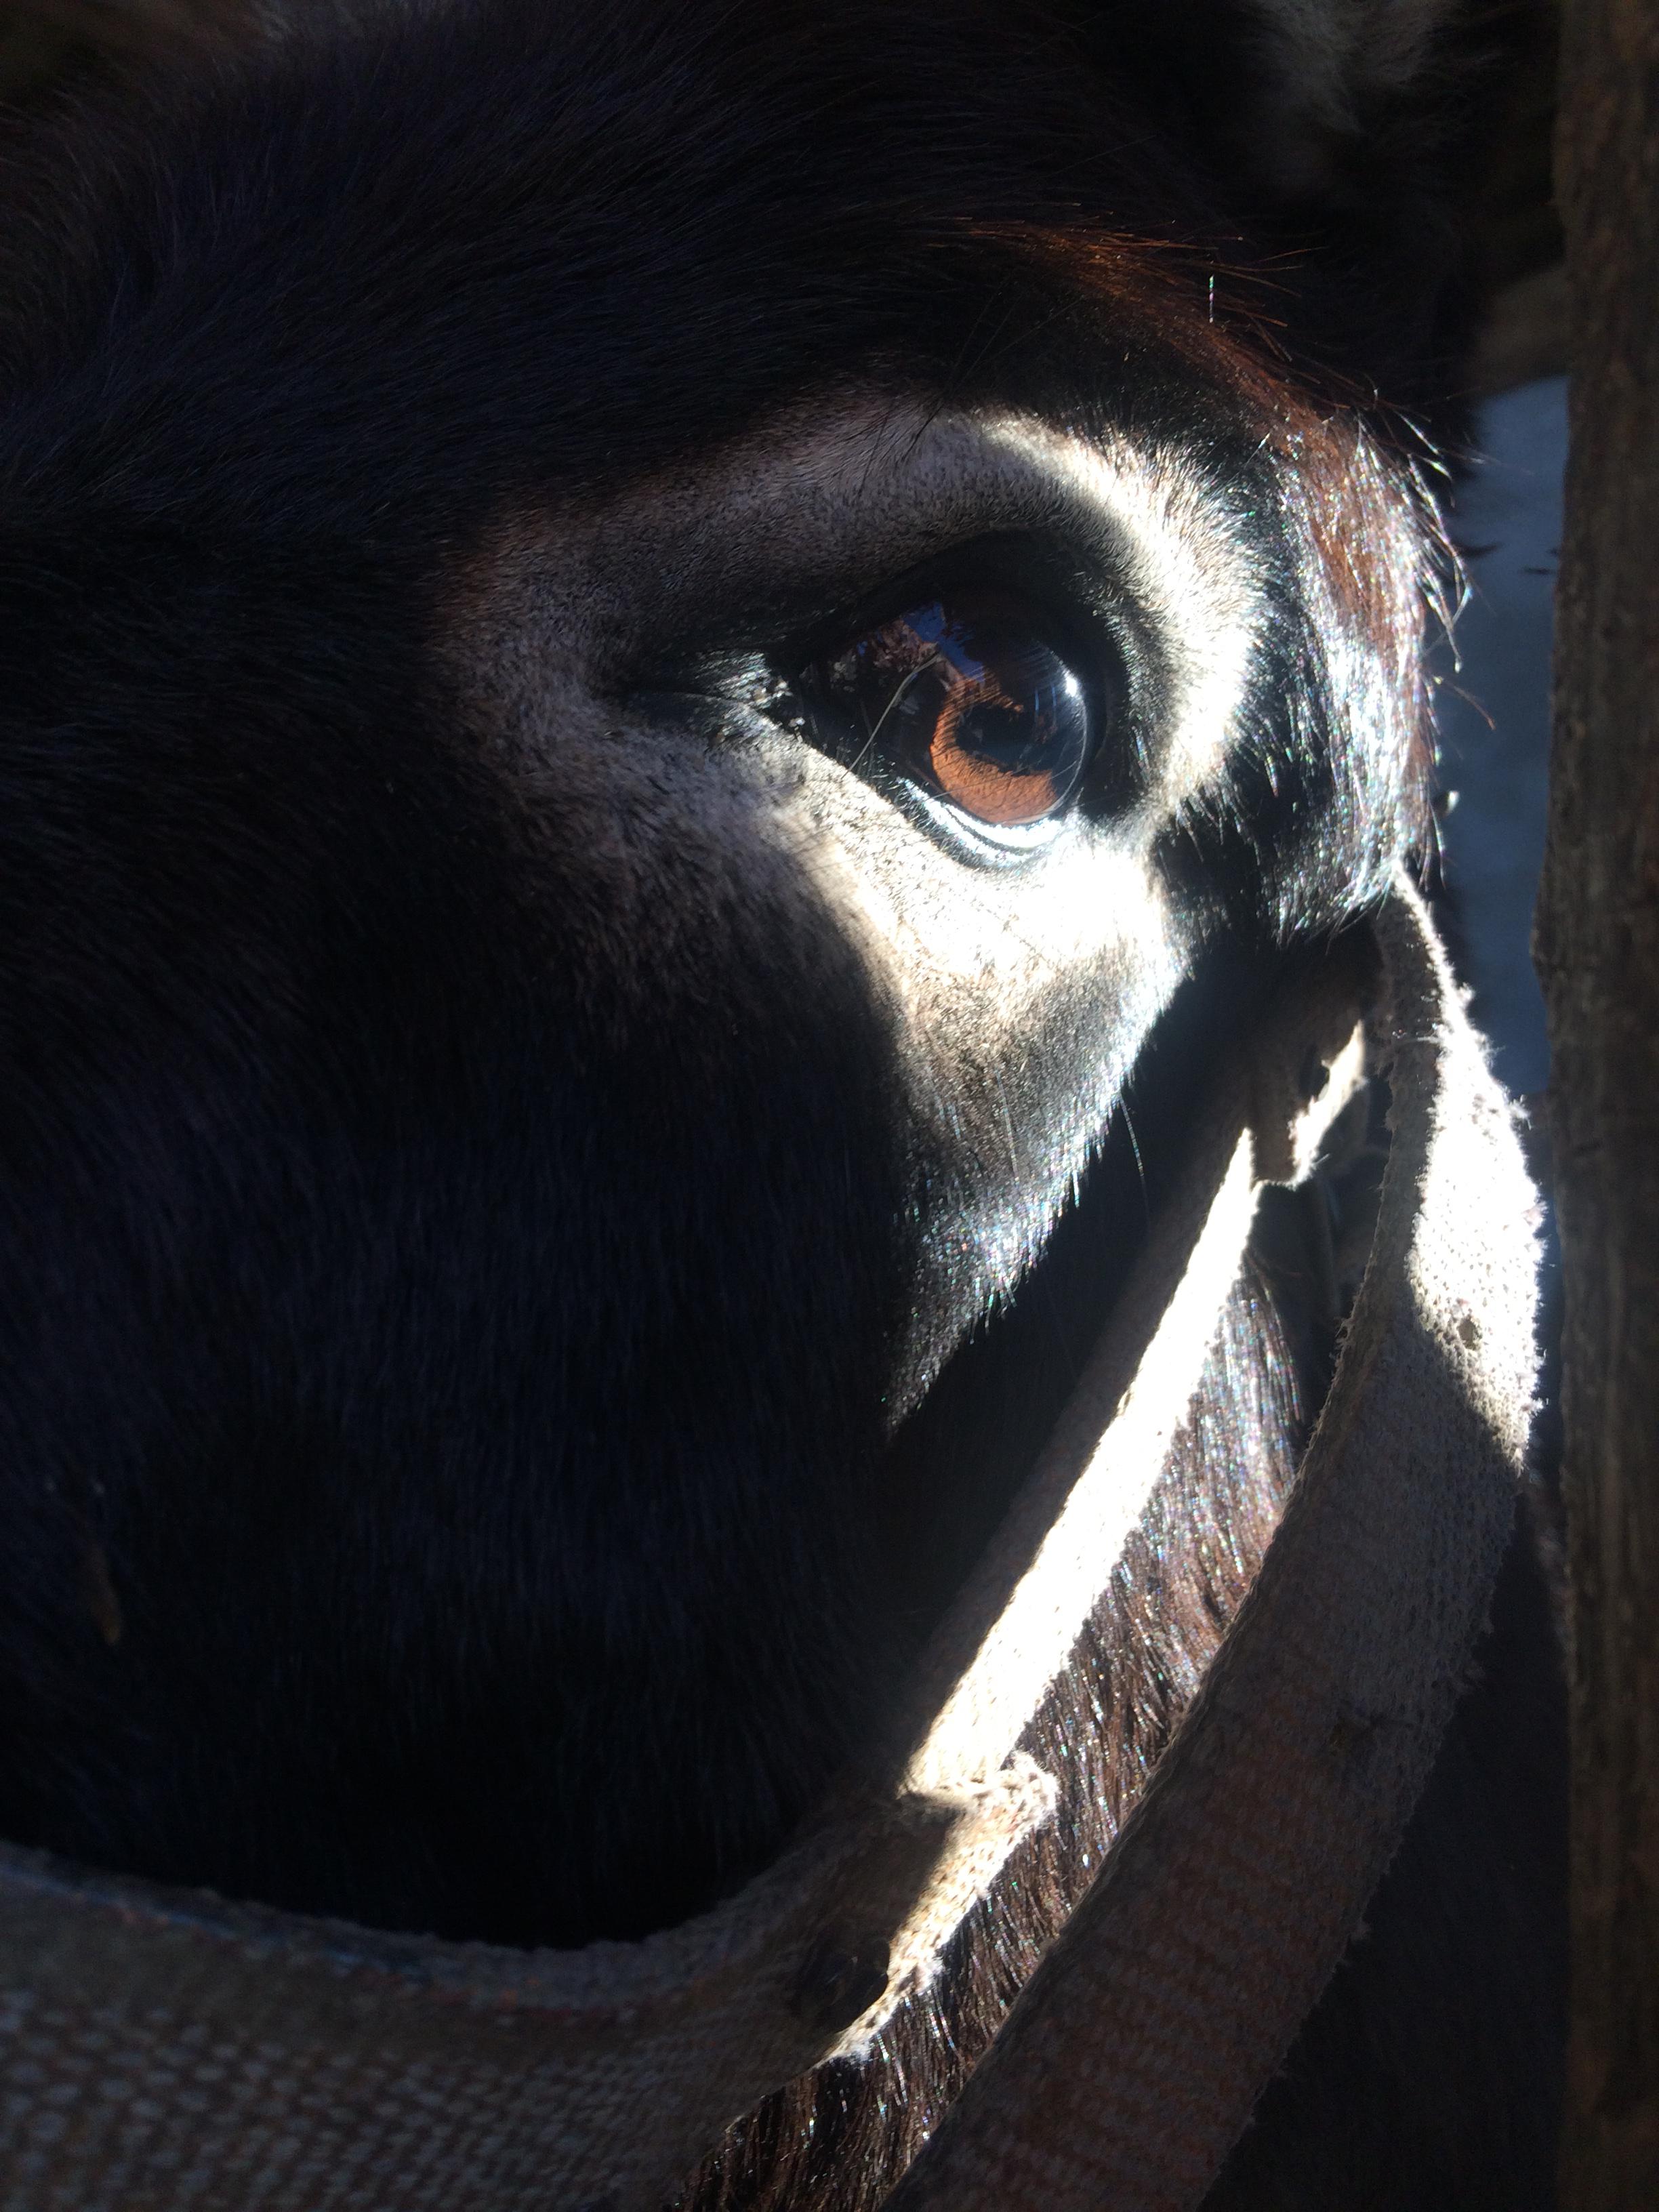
1537, 0, 1659, 2196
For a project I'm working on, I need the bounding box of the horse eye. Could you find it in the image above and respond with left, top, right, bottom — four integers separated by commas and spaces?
805, 595, 1097, 833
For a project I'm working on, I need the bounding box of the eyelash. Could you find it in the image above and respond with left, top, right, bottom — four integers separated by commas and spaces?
792, 592, 1100, 844
782, 544, 1130, 853
634, 536, 1139, 857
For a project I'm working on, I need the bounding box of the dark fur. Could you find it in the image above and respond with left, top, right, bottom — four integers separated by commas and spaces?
0, 4, 1561, 2203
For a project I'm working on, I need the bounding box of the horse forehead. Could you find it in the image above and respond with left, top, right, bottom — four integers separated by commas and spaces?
0, 3, 1234, 535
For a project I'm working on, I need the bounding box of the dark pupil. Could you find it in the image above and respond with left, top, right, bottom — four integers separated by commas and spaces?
824, 601, 1091, 827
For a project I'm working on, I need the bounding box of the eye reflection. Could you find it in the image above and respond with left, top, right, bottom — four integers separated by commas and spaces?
811, 596, 1095, 830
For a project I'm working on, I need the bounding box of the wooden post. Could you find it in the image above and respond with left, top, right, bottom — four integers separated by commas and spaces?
1535, 0, 1659, 2198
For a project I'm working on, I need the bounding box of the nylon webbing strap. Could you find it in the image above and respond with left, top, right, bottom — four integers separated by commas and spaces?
0, 883, 1536, 2212
0, 980, 1271, 2212
880, 878, 1538, 2212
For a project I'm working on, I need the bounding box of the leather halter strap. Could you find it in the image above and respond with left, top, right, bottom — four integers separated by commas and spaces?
0, 881, 1536, 2211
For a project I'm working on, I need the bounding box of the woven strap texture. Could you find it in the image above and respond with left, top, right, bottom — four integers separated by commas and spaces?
881, 878, 1538, 2212
0, 884, 1535, 2211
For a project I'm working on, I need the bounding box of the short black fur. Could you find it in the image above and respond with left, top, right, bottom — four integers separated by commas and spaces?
0, 5, 1561, 2205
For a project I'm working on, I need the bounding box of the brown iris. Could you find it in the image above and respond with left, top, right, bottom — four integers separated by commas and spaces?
813, 595, 1093, 830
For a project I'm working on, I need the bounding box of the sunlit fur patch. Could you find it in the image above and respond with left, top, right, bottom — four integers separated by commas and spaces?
1153, 411, 1443, 948
440, 392, 1430, 1382
441, 402, 1271, 1372
921, 219, 1441, 926
973, 415, 1263, 811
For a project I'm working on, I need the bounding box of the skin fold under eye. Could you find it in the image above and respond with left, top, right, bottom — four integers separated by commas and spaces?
804, 591, 1098, 833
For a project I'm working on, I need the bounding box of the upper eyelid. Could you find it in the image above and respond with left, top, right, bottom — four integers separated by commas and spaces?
593, 429, 1168, 664
635, 531, 1139, 698
781, 538, 1105, 667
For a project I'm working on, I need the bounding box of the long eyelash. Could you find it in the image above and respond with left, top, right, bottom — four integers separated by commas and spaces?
855, 653, 941, 775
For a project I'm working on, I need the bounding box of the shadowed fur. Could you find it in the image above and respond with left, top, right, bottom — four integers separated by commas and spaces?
0, 3, 1561, 2205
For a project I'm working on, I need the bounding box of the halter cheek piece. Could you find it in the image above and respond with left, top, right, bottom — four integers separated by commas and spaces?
0, 877, 1538, 2212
